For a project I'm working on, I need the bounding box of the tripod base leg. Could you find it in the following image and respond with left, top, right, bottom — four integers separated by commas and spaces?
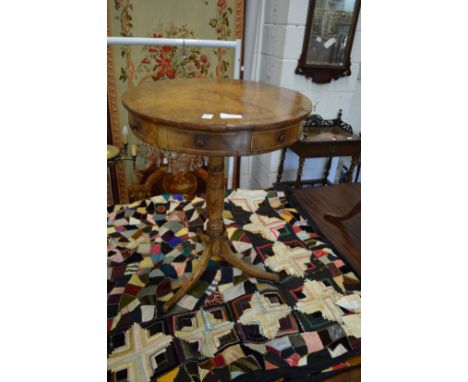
162, 241, 213, 312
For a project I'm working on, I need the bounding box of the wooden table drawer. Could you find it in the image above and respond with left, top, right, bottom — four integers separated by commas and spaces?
158, 126, 241, 155
251, 123, 301, 153
128, 114, 158, 146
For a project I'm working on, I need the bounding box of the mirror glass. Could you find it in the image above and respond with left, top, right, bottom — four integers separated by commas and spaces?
306, 0, 356, 66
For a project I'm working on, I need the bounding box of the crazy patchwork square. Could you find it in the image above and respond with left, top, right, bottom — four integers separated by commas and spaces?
107, 321, 176, 382
171, 305, 240, 360
227, 189, 268, 212
231, 291, 299, 343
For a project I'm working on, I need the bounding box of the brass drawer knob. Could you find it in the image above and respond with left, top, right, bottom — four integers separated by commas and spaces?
195, 136, 207, 147
278, 133, 286, 142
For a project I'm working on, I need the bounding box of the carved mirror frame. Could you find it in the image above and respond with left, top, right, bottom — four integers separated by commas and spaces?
296, 0, 361, 84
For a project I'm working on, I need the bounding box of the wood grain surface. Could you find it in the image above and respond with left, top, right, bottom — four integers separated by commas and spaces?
122, 79, 312, 132
293, 184, 361, 275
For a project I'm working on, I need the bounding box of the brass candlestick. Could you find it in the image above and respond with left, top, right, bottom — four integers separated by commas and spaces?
107, 143, 138, 169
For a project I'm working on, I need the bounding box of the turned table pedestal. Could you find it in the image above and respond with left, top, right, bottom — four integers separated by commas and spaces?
122, 79, 312, 311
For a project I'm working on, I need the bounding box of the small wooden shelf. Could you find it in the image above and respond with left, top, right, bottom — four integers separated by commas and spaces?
276, 111, 361, 189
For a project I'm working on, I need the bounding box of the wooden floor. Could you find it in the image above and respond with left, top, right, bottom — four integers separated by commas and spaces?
323, 366, 361, 382
293, 183, 361, 277
293, 183, 361, 381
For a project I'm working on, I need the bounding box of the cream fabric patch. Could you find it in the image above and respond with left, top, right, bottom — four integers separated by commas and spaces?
243, 214, 287, 241
177, 295, 199, 311
221, 344, 245, 365
342, 314, 361, 338
264, 241, 312, 277
222, 282, 246, 302
227, 189, 268, 212
295, 280, 344, 323
108, 324, 173, 381
336, 294, 361, 313
328, 343, 348, 358
238, 292, 291, 339
175, 310, 235, 357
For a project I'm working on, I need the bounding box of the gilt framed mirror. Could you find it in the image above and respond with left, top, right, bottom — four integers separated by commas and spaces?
296, 0, 361, 84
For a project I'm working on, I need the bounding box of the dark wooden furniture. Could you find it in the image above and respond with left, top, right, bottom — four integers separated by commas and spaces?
293, 183, 360, 275
122, 79, 312, 311
324, 201, 361, 223
276, 112, 360, 189
296, 0, 361, 84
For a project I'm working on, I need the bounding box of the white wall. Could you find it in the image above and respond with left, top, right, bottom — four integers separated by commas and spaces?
240, 0, 361, 189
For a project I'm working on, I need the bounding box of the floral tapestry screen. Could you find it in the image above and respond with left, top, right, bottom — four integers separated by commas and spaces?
108, 0, 244, 204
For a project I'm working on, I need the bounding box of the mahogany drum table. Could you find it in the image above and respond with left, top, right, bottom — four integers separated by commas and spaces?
122, 79, 312, 312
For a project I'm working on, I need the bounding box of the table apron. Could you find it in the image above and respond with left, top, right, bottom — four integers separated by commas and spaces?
129, 114, 303, 156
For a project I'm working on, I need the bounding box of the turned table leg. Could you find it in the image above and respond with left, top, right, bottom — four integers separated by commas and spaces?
347, 155, 359, 183
275, 149, 286, 186
295, 156, 305, 189
322, 157, 333, 185
162, 241, 213, 312
206, 156, 226, 239
162, 156, 279, 313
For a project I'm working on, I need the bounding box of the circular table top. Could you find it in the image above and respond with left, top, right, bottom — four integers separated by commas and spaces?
122, 79, 312, 132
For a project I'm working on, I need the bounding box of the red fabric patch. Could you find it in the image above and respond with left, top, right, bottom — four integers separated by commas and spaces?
333, 259, 345, 268
284, 353, 300, 366
212, 354, 225, 367
265, 360, 278, 370
332, 363, 347, 370
265, 345, 280, 357
124, 284, 142, 296
240, 233, 251, 243
156, 278, 172, 297
111, 265, 126, 279
307, 262, 317, 270
313, 249, 327, 258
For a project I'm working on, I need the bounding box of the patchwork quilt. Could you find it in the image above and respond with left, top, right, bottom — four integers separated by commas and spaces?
107, 190, 361, 382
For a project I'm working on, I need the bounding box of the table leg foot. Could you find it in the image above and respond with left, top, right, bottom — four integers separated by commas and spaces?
162, 241, 213, 313
220, 239, 280, 282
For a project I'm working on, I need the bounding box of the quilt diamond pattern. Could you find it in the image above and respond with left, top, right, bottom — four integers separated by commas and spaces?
108, 190, 361, 381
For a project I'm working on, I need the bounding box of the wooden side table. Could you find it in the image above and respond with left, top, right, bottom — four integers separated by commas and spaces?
292, 183, 361, 275
276, 112, 361, 189
122, 79, 312, 311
